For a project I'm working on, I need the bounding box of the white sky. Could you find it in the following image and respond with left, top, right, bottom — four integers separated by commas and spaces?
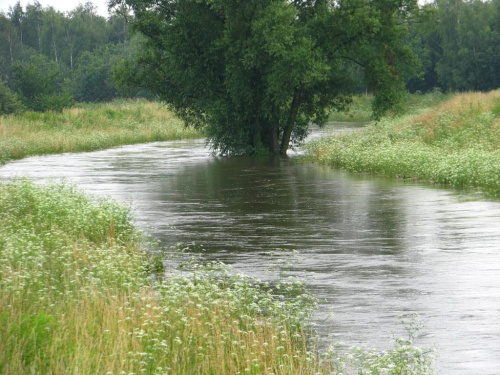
0, 0, 433, 19
0, 0, 110, 17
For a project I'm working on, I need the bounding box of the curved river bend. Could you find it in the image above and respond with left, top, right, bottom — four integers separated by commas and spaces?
1, 137, 500, 374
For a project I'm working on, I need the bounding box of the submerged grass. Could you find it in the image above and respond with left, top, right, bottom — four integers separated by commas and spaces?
0, 99, 202, 165
0, 180, 434, 374
307, 91, 500, 196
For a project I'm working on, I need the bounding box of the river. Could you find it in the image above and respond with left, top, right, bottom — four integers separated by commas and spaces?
1, 134, 499, 374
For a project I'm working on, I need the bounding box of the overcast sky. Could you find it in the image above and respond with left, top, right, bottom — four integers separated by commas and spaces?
0, 0, 110, 17
0, 0, 433, 19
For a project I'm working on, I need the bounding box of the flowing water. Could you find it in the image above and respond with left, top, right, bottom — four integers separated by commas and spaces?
1, 133, 500, 374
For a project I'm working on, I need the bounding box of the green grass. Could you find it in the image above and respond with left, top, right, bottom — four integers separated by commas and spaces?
0, 99, 202, 165
328, 91, 451, 123
0, 180, 323, 374
328, 95, 374, 123
0, 180, 434, 374
307, 91, 500, 196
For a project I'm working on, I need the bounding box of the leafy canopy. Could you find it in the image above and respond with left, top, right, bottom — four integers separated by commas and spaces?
11, 54, 74, 112
114, 0, 418, 155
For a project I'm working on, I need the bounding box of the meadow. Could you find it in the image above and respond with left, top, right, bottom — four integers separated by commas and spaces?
0, 100, 201, 165
306, 91, 500, 196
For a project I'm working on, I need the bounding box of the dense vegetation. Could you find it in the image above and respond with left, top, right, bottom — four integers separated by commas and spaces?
0, 1, 136, 113
0, 100, 201, 165
115, 0, 418, 155
306, 91, 500, 196
1, 1, 492, 373
2, 0, 500, 152
408, 0, 500, 93
0, 180, 434, 374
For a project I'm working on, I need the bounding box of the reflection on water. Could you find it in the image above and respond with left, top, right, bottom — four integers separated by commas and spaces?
1, 138, 500, 374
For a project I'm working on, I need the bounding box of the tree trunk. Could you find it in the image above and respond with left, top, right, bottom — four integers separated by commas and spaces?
53, 39, 58, 63
280, 88, 301, 155
7, 33, 14, 63
252, 115, 262, 149
37, 20, 41, 51
271, 124, 279, 155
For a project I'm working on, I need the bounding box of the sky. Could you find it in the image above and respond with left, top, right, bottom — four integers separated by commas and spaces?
0, 0, 433, 18
0, 0, 110, 17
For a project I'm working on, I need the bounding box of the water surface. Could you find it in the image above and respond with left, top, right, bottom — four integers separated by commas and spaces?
1, 137, 499, 374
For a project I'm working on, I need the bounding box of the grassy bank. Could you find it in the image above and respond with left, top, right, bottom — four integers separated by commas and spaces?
0, 100, 202, 165
0, 180, 433, 374
307, 91, 500, 196
0, 180, 328, 374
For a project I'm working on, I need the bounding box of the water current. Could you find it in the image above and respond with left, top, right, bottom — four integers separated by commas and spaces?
1, 128, 499, 374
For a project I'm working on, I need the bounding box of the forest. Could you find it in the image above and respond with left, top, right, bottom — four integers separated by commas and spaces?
1, 0, 500, 115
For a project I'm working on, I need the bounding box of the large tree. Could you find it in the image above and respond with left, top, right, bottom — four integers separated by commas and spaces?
119, 0, 418, 155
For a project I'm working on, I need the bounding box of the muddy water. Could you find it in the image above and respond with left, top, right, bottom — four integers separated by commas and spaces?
1, 137, 499, 374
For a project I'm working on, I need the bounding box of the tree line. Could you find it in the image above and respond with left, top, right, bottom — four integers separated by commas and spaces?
408, 0, 500, 93
0, 0, 140, 114
1, 0, 500, 153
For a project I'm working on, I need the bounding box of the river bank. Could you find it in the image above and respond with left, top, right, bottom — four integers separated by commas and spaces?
0, 97, 442, 373
305, 91, 500, 196
0, 179, 434, 374
0, 99, 202, 165
0, 179, 326, 374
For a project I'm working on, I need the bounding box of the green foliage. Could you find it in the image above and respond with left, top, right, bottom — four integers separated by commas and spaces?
4, 179, 136, 244
409, 0, 500, 92
328, 95, 374, 122
5, 311, 55, 367
0, 78, 24, 115
72, 44, 121, 102
30, 92, 74, 112
64, 3, 110, 66
3, 0, 500, 105
0, 13, 23, 77
115, 0, 418, 155
0, 1, 134, 105
11, 54, 74, 112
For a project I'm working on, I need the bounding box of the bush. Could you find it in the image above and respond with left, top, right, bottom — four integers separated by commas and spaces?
0, 79, 24, 115
11, 54, 74, 112
31, 92, 74, 113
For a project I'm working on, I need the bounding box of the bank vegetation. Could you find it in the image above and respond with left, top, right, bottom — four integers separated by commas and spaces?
0, 180, 433, 374
306, 91, 500, 196
0, 99, 202, 165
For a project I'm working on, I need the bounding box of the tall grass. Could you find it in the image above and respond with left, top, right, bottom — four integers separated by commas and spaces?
0, 99, 202, 165
307, 91, 500, 196
327, 91, 450, 123
0, 180, 434, 374
0, 180, 327, 374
